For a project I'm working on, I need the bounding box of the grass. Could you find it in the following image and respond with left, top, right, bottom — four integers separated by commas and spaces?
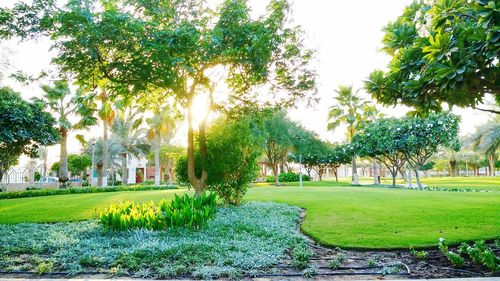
267, 176, 500, 191
0, 181, 499, 249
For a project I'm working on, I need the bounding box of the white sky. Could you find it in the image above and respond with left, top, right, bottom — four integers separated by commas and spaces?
1, 0, 496, 165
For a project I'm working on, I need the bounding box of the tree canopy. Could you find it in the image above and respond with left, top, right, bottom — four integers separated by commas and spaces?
0, 86, 60, 181
365, 0, 499, 115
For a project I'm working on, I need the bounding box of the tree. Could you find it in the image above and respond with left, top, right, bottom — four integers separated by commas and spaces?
146, 145, 184, 184
365, 0, 499, 115
147, 105, 178, 186
83, 138, 121, 184
39, 80, 96, 186
325, 144, 353, 182
256, 110, 299, 185
397, 113, 460, 188
327, 85, 377, 184
111, 107, 149, 184
0, 87, 59, 182
67, 154, 91, 178
352, 118, 407, 187
3, 0, 316, 194
468, 117, 500, 176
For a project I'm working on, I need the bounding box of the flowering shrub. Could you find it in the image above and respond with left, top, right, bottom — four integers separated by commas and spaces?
99, 193, 216, 230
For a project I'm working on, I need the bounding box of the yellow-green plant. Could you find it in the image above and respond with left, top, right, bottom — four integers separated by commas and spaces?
99, 193, 216, 230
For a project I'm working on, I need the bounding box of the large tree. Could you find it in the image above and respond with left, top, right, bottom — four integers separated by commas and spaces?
327, 85, 377, 184
365, 0, 499, 115
352, 118, 407, 187
146, 145, 184, 184
111, 107, 149, 184
39, 80, 96, 186
0, 86, 59, 182
147, 105, 178, 186
1, 0, 316, 194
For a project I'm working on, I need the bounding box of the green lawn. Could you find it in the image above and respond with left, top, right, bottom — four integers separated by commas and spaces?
0, 183, 499, 249
291, 176, 500, 191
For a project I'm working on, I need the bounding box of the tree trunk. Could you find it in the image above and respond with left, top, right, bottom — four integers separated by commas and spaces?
97, 164, 103, 187
373, 160, 379, 185
351, 157, 359, 185
273, 162, 280, 186
333, 168, 338, 182
154, 147, 161, 186
415, 169, 423, 189
59, 127, 69, 186
488, 154, 496, 177
121, 153, 128, 185
449, 160, 457, 177
0, 169, 3, 183
187, 94, 208, 195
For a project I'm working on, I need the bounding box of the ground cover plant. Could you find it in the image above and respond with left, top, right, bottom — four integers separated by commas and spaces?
1, 185, 499, 248
99, 193, 216, 230
0, 202, 305, 278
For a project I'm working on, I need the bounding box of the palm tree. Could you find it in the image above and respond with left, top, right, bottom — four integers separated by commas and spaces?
147, 106, 178, 186
468, 117, 500, 176
84, 138, 121, 184
111, 107, 150, 184
327, 85, 377, 184
40, 81, 96, 186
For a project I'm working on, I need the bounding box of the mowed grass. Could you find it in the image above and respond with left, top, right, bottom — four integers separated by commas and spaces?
275, 176, 500, 191
245, 186, 500, 249
0, 189, 187, 224
0, 183, 498, 249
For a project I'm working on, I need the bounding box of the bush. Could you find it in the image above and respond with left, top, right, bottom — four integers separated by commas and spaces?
266, 173, 310, 183
99, 193, 217, 230
0, 184, 178, 200
176, 116, 262, 205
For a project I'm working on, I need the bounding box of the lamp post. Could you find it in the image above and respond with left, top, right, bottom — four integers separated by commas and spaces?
299, 154, 302, 189
91, 141, 95, 186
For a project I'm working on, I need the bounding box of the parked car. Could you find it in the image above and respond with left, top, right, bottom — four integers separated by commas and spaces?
68, 178, 82, 183
39, 177, 59, 183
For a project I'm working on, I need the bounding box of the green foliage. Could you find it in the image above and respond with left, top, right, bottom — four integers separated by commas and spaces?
0, 184, 177, 200
329, 254, 346, 269
291, 245, 313, 269
35, 261, 53, 275
459, 240, 500, 272
366, 0, 500, 114
280, 172, 310, 182
0, 87, 59, 181
327, 85, 378, 140
176, 117, 262, 205
99, 193, 216, 230
205, 117, 262, 205
410, 247, 429, 260
438, 237, 465, 268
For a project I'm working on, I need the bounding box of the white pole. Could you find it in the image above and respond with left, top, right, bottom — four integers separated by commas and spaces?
299, 154, 303, 189
91, 142, 95, 186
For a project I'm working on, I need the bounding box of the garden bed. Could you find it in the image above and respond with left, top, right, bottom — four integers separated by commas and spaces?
0, 201, 498, 280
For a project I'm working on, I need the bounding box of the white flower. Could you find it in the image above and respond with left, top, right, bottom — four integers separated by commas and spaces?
438, 120, 443, 125
427, 123, 433, 128
439, 237, 445, 243
396, 128, 401, 131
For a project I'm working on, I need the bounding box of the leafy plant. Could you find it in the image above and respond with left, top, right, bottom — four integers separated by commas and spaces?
438, 237, 464, 268
99, 193, 216, 230
35, 261, 53, 275
291, 245, 313, 269
367, 258, 378, 266
410, 247, 429, 260
459, 240, 500, 272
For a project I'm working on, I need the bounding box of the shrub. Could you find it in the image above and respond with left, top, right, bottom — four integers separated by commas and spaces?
99, 193, 216, 230
176, 117, 262, 205
0, 184, 178, 200
266, 173, 310, 183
